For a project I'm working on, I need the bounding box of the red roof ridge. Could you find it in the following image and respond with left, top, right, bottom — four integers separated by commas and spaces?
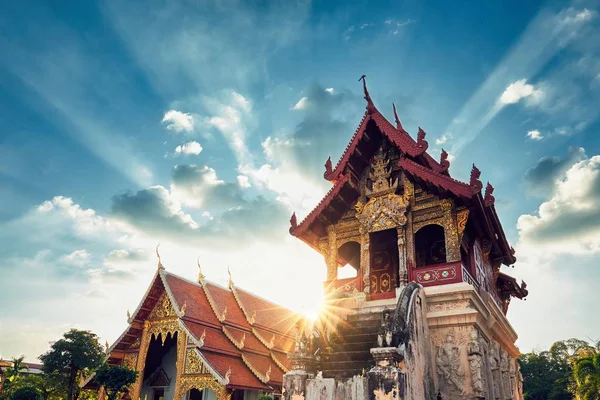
399, 157, 477, 198
290, 174, 350, 237
270, 351, 290, 373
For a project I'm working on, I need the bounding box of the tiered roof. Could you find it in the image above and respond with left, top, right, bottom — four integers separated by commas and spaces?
290, 77, 516, 267
104, 265, 303, 393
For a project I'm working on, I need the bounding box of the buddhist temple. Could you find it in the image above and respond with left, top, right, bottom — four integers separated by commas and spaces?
283, 77, 528, 400
91, 77, 528, 400
87, 259, 303, 400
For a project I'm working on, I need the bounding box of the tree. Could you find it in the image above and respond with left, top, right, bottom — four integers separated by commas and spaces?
571, 351, 600, 400
10, 387, 40, 400
17, 373, 67, 400
6, 357, 29, 384
39, 329, 105, 400
93, 365, 137, 400
519, 346, 571, 400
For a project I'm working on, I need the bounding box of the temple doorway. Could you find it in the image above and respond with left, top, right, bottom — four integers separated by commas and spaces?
187, 388, 217, 400
369, 229, 398, 300
337, 241, 360, 279
141, 333, 177, 400
415, 224, 446, 267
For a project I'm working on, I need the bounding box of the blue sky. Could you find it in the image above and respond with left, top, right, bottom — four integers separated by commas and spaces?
1, 0, 600, 360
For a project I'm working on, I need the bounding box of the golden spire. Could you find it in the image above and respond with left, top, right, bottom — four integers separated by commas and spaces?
127, 309, 131, 320
227, 266, 234, 289
156, 244, 164, 269
197, 256, 205, 283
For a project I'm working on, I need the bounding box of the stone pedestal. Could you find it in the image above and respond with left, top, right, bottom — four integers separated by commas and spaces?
367, 347, 405, 400
283, 353, 318, 400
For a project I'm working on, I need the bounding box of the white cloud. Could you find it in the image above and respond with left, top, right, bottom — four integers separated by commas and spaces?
174, 141, 203, 156
237, 175, 251, 188
499, 79, 544, 105
291, 96, 309, 110
162, 110, 195, 133
325, 88, 335, 94
517, 154, 600, 254
204, 91, 252, 165
59, 249, 90, 267
560, 8, 595, 25
527, 130, 543, 140
435, 132, 453, 145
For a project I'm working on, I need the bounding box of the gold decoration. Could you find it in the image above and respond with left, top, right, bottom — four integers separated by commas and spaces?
457, 209, 470, 242
221, 307, 228, 321
265, 365, 272, 382
123, 353, 137, 369
148, 293, 177, 320
225, 367, 232, 384
227, 266, 234, 289
248, 310, 257, 325
174, 375, 230, 400
180, 301, 187, 316
412, 196, 460, 263
269, 334, 275, 348
197, 256, 205, 283
129, 337, 141, 349
185, 349, 209, 375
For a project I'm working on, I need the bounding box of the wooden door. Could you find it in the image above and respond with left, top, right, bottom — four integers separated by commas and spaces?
369, 229, 398, 300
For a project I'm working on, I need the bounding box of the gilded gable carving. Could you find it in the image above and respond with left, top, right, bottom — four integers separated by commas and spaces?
149, 293, 176, 320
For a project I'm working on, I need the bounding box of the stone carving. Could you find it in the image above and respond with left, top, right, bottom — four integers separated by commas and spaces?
509, 358, 517, 399
436, 331, 465, 396
500, 350, 511, 399
517, 362, 524, 399
427, 300, 470, 312
467, 329, 485, 398
489, 342, 501, 400
377, 309, 393, 347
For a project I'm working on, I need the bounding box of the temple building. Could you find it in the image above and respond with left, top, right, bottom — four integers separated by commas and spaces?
283, 78, 528, 400
92, 78, 527, 400
89, 261, 303, 400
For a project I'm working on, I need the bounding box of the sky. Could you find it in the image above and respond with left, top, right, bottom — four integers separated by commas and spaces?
1, 0, 600, 360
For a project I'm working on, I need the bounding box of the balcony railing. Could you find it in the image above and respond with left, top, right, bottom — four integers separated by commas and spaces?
323, 276, 362, 298
410, 261, 479, 288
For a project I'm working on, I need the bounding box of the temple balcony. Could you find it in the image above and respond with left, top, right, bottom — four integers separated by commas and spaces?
410, 260, 477, 288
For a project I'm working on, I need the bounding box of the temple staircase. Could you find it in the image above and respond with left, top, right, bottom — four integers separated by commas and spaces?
320, 311, 381, 380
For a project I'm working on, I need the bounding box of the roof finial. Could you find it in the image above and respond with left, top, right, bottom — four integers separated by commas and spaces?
225, 366, 232, 384
324, 156, 333, 179
227, 266, 234, 289
126, 309, 131, 320
156, 244, 164, 269
358, 75, 375, 114
289, 212, 298, 231
197, 256, 205, 283
470, 164, 483, 192
484, 182, 495, 207
415, 127, 429, 154
393, 103, 404, 131
105, 340, 109, 352
435, 149, 450, 173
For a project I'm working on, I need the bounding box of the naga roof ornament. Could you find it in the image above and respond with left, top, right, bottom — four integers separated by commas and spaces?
484, 182, 496, 207
227, 266, 234, 289
289, 212, 297, 231
414, 127, 429, 155
359, 75, 376, 114
469, 164, 483, 192
433, 149, 450, 173
324, 156, 333, 178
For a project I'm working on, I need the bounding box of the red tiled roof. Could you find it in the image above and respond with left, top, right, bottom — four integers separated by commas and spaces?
164, 273, 221, 327
242, 352, 284, 385
271, 351, 292, 372
253, 326, 295, 353
204, 282, 252, 329
233, 287, 301, 335
106, 270, 299, 393
202, 351, 270, 391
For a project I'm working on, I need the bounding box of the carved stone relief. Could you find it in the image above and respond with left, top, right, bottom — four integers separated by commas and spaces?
435, 330, 466, 397
467, 329, 486, 398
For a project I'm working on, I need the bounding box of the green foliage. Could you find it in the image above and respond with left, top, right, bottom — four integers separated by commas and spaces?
572, 351, 600, 400
93, 365, 138, 400
6, 357, 29, 383
10, 387, 40, 400
39, 329, 105, 400
258, 394, 273, 400
520, 338, 600, 400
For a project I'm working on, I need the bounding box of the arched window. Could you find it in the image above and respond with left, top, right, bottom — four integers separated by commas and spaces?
415, 224, 447, 267
337, 241, 360, 279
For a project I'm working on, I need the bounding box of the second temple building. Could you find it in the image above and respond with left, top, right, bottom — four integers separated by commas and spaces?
96, 79, 528, 400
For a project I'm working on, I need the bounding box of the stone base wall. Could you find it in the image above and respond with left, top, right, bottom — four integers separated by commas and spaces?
283, 283, 523, 400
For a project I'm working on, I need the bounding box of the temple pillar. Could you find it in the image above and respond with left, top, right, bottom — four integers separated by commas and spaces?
397, 227, 407, 287
367, 347, 405, 400
405, 212, 416, 281
131, 321, 151, 400
442, 201, 460, 263
173, 331, 187, 400
326, 225, 338, 281
361, 232, 370, 294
